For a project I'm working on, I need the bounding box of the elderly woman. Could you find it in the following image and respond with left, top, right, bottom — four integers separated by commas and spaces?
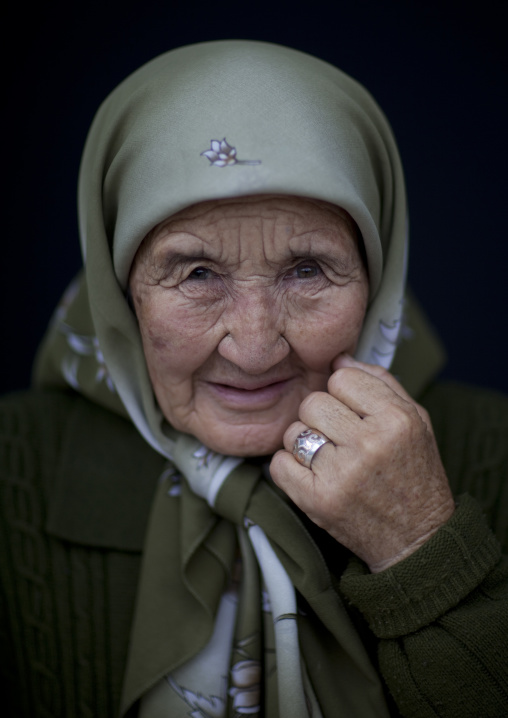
1, 41, 507, 718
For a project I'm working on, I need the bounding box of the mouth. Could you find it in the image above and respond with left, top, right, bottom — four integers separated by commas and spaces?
203, 377, 295, 409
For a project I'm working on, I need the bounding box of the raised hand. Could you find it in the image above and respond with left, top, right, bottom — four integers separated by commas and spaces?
270, 354, 455, 572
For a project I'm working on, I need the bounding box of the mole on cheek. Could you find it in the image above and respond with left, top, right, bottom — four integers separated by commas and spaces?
146, 328, 169, 352
152, 338, 169, 352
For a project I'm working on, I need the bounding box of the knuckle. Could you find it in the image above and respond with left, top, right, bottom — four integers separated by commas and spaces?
283, 421, 304, 445
328, 366, 358, 393
376, 367, 394, 386
269, 450, 292, 481
385, 402, 420, 439
416, 403, 432, 425
299, 390, 327, 417
358, 432, 383, 462
269, 450, 283, 472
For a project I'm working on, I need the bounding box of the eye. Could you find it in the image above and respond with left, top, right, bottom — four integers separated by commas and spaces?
293, 261, 321, 279
187, 266, 211, 281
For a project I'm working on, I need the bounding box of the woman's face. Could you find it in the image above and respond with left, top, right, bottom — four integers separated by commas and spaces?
129, 196, 369, 456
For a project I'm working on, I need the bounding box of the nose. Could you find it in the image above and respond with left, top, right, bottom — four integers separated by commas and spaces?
217, 290, 289, 374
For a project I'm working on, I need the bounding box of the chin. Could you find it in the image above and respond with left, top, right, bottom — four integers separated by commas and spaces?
195, 424, 285, 458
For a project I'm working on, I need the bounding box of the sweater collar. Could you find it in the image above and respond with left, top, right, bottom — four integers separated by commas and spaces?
45, 394, 166, 551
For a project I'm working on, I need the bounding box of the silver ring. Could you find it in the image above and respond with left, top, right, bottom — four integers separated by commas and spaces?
293, 429, 332, 469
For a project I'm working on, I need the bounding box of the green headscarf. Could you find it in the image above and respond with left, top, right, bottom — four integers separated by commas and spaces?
34, 40, 445, 716
35, 38, 445, 455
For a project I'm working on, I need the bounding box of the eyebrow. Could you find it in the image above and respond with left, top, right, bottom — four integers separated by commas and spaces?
145, 234, 361, 276
289, 228, 365, 272
146, 249, 217, 279
288, 247, 358, 274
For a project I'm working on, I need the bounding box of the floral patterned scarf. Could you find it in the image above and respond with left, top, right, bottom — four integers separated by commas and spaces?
34, 40, 445, 716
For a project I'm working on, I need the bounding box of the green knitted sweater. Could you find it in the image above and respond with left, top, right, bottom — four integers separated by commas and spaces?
0, 382, 507, 717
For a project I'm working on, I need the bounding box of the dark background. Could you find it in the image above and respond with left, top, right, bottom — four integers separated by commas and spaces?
3, 0, 507, 395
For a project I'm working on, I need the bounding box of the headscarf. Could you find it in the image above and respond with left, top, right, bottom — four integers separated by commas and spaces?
34, 40, 445, 716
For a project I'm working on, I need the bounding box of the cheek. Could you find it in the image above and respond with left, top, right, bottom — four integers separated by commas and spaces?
289, 286, 368, 368
136, 294, 222, 378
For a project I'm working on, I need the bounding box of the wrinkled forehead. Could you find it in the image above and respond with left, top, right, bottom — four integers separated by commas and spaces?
148, 195, 358, 238
131, 194, 363, 271
78, 41, 403, 297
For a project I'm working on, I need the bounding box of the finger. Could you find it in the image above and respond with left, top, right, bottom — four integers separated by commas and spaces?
332, 354, 432, 425
270, 449, 314, 503
282, 421, 306, 449
333, 353, 415, 404
327, 368, 403, 418
328, 355, 415, 413
271, 445, 336, 510
333, 353, 410, 396
297, 391, 362, 445
282, 422, 337, 473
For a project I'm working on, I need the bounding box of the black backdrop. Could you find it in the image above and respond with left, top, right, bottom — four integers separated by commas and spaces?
3, 0, 507, 395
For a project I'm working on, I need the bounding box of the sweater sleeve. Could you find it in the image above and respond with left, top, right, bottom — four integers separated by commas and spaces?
340, 383, 508, 717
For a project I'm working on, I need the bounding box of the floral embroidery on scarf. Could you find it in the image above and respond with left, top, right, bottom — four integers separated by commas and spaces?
369, 297, 406, 369
193, 444, 219, 469
51, 276, 116, 393
165, 658, 263, 717
200, 138, 261, 167
229, 660, 262, 715
166, 675, 226, 718
160, 464, 183, 497
59, 325, 116, 392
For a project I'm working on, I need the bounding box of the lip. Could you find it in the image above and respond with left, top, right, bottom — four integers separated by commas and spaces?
203, 378, 295, 410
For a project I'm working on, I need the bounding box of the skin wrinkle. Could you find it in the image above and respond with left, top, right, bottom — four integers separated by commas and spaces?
136, 195, 362, 278
272, 356, 455, 570
129, 195, 369, 456
144, 229, 359, 285
130, 194, 455, 570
